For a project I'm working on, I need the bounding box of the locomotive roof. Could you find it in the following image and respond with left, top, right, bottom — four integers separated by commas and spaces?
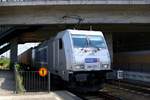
66, 29, 103, 36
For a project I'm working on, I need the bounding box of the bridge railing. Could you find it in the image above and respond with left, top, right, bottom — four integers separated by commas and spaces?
1, 0, 71, 2
0, 0, 147, 2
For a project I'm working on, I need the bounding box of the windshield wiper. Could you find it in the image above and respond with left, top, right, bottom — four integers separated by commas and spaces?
93, 45, 100, 51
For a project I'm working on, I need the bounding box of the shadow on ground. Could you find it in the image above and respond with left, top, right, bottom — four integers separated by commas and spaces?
0, 70, 15, 95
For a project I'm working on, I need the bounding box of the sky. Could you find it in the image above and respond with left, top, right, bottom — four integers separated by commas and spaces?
18, 43, 39, 55
0, 43, 39, 58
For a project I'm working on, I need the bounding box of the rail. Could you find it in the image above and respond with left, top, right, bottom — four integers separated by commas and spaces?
107, 80, 150, 95
14, 65, 50, 93
72, 91, 122, 100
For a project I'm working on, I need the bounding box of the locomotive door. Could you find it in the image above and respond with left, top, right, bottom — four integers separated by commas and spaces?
54, 40, 59, 71
53, 39, 64, 73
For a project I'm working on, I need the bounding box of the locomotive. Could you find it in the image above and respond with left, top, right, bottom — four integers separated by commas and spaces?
18, 29, 111, 92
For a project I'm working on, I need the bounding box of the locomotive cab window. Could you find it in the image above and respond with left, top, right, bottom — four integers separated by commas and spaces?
59, 39, 63, 49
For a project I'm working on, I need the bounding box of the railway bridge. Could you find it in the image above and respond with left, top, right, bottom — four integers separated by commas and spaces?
0, 0, 150, 73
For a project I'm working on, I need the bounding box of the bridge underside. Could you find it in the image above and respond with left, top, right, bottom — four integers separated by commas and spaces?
0, 24, 150, 44
0, 24, 150, 67
0, 5, 150, 24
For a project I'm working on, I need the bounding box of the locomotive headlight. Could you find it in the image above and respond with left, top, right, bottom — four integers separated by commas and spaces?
75, 65, 84, 69
75, 66, 81, 69
102, 64, 109, 69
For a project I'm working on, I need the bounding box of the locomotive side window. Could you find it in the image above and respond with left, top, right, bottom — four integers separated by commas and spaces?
37, 47, 48, 63
59, 39, 63, 49
43, 49, 47, 62
37, 51, 41, 62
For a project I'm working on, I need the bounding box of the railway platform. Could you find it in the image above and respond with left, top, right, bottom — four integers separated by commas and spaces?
0, 91, 81, 100
0, 70, 15, 95
0, 71, 81, 100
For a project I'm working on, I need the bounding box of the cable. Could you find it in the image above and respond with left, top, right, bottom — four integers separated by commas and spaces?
62, 15, 84, 29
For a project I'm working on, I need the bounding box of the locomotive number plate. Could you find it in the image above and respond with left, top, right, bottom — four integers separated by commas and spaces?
85, 58, 97, 63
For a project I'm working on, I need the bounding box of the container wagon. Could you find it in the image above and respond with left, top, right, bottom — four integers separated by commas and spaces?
18, 48, 32, 66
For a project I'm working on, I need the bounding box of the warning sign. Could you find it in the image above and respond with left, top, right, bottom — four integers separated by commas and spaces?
39, 67, 48, 77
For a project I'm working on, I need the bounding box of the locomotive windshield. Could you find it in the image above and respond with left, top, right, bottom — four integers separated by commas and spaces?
72, 35, 87, 48
72, 35, 106, 48
88, 36, 106, 48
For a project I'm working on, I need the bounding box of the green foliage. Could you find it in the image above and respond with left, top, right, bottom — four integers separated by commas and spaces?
0, 57, 10, 70
15, 63, 22, 71
15, 63, 25, 93
16, 72, 26, 93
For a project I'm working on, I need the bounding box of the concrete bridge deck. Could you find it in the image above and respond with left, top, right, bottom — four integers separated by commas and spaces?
0, 0, 150, 25
0, 5, 150, 25
0, 0, 150, 6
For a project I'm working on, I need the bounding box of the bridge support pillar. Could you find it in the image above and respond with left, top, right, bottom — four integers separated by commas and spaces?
104, 33, 113, 63
10, 40, 18, 69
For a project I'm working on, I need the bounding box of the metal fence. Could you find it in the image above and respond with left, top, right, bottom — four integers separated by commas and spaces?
15, 67, 50, 93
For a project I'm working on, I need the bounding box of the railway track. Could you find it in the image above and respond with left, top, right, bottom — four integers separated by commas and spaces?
69, 81, 150, 100
57, 79, 150, 100
70, 91, 122, 100
107, 80, 150, 96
